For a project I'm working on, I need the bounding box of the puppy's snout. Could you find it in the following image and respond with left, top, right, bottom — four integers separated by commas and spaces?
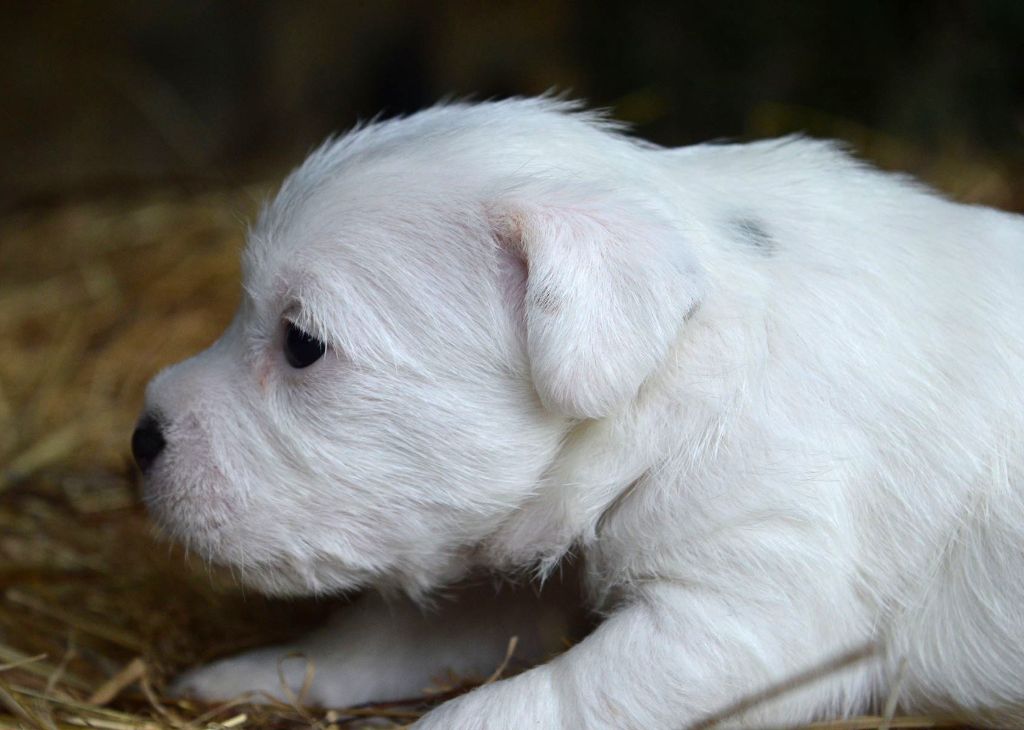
132, 413, 166, 474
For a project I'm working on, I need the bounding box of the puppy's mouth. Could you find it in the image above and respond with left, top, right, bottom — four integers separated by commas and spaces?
143, 477, 232, 558
140, 464, 376, 597
141, 456, 236, 522
137, 445, 252, 574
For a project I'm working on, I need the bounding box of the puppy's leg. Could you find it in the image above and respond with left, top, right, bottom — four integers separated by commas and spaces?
171, 578, 582, 709
416, 581, 874, 729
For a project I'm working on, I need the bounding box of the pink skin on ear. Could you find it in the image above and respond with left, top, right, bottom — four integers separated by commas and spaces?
489, 189, 704, 419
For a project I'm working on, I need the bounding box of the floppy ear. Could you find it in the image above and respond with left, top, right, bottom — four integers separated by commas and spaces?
490, 185, 704, 419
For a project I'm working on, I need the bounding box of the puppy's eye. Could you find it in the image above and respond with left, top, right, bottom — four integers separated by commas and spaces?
284, 322, 326, 368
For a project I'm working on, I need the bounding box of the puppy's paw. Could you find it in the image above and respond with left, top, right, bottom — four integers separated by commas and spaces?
169, 649, 312, 704
413, 673, 560, 730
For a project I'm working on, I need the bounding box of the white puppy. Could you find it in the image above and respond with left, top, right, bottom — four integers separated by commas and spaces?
133, 98, 1024, 728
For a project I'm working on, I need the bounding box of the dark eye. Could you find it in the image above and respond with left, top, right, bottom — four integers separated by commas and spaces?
284, 321, 326, 368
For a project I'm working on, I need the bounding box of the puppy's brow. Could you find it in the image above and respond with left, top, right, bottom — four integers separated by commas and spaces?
731, 216, 775, 255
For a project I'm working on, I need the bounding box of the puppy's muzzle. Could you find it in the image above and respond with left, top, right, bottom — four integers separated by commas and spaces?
132, 413, 166, 474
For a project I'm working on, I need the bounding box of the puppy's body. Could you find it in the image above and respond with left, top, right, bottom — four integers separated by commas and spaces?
140, 99, 1024, 727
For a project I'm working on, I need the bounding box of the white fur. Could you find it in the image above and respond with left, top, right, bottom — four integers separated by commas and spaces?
140, 98, 1024, 727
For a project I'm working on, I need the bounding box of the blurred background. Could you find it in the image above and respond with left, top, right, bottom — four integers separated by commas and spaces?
0, 3, 1022, 726
4, 0, 1024, 209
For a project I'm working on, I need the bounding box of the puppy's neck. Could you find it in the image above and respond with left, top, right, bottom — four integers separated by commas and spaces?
480, 403, 662, 577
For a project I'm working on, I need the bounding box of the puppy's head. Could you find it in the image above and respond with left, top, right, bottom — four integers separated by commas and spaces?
133, 99, 704, 597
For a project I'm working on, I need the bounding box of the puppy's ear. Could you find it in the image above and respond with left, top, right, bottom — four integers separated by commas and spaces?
491, 186, 704, 419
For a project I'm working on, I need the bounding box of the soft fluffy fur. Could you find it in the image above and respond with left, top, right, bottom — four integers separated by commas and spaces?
137, 98, 1024, 728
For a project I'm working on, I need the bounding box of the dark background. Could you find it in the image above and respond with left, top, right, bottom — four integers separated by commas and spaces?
4, 0, 1024, 212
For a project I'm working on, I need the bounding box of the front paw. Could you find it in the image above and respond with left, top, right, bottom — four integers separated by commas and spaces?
169, 649, 314, 704
413, 673, 560, 730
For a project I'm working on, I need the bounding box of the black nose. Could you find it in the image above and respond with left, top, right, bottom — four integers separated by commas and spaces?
132, 414, 166, 473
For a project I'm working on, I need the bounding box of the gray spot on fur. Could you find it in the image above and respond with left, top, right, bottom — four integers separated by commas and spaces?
732, 217, 775, 255
530, 284, 561, 314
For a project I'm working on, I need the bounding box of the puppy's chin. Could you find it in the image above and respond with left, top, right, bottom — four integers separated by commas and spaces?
143, 473, 395, 598
142, 471, 234, 549
148, 513, 376, 598
232, 558, 372, 598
